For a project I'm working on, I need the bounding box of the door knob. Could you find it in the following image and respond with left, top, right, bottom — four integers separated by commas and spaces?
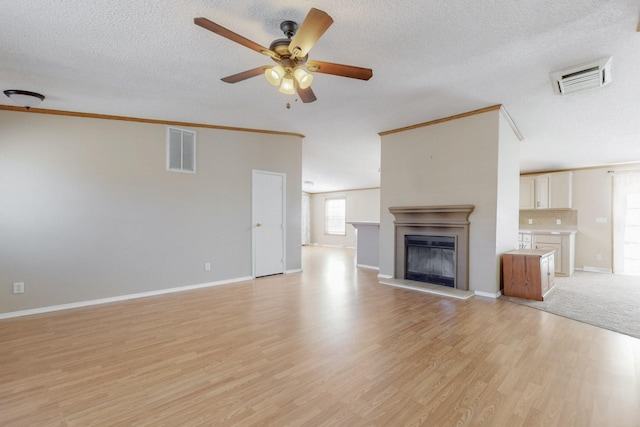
256, 223, 262, 227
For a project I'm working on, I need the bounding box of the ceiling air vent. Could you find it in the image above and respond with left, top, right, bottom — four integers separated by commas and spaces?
550, 57, 612, 95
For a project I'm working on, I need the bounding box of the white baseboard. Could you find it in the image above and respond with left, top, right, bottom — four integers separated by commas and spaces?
580, 266, 613, 274
474, 290, 502, 299
308, 243, 355, 249
377, 273, 393, 279
286, 268, 303, 274
356, 264, 379, 270
0, 276, 253, 320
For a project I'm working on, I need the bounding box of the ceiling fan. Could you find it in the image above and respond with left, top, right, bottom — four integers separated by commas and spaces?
194, 8, 373, 103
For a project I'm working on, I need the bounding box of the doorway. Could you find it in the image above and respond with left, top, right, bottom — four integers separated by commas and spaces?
252, 170, 286, 277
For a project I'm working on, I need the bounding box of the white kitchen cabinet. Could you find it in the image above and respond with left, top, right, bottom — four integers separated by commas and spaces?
519, 177, 535, 209
520, 172, 572, 209
535, 175, 550, 209
549, 172, 573, 208
533, 232, 575, 276
518, 232, 532, 249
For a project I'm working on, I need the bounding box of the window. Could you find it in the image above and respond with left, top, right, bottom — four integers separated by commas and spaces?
623, 193, 640, 273
613, 172, 640, 274
325, 198, 346, 235
166, 127, 196, 173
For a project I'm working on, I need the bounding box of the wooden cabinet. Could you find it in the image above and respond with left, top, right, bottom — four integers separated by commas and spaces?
503, 249, 556, 301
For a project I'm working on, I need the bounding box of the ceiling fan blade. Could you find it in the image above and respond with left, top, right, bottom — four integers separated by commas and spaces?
194, 17, 279, 59
221, 66, 270, 83
297, 85, 317, 103
306, 61, 373, 80
288, 8, 333, 58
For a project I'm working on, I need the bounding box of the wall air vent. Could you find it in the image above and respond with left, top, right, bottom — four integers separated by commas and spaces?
550, 57, 612, 95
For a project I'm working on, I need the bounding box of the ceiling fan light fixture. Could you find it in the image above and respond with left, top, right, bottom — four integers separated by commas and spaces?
3, 89, 45, 109
279, 76, 295, 95
265, 65, 285, 86
294, 68, 313, 89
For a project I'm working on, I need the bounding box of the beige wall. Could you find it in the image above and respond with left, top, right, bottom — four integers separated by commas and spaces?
309, 188, 380, 247
379, 108, 520, 295
572, 168, 613, 271
521, 164, 640, 272
0, 110, 302, 314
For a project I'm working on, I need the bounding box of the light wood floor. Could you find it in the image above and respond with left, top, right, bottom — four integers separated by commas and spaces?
1, 246, 639, 426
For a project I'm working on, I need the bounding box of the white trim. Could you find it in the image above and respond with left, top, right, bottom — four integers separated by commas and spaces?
356, 264, 380, 270
378, 273, 393, 279
0, 276, 253, 320
474, 290, 502, 299
309, 243, 355, 249
499, 105, 524, 141
580, 266, 613, 274
286, 268, 303, 274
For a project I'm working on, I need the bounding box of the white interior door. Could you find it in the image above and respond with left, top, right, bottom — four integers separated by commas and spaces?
253, 170, 285, 277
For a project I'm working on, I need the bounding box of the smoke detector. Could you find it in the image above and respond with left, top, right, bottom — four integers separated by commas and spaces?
550, 57, 612, 95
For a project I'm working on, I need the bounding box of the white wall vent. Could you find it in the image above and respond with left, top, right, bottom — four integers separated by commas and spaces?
550, 57, 612, 95
166, 127, 196, 173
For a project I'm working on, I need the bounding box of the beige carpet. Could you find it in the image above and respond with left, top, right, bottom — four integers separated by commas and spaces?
500, 271, 640, 339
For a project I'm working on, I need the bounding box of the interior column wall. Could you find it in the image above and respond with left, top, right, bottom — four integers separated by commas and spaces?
379, 108, 520, 295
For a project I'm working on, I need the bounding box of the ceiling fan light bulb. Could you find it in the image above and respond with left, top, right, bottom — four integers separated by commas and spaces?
265, 65, 285, 86
294, 68, 313, 89
279, 77, 295, 95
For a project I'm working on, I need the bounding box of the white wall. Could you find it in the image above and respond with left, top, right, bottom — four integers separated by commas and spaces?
309, 188, 380, 247
0, 110, 302, 313
379, 108, 520, 295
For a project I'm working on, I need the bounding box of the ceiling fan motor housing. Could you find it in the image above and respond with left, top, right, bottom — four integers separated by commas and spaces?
280, 20, 298, 38
269, 38, 307, 65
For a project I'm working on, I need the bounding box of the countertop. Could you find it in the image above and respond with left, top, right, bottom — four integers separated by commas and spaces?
519, 226, 577, 234
505, 248, 557, 256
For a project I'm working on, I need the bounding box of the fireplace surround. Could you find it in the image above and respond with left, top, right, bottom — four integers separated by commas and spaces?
389, 205, 475, 291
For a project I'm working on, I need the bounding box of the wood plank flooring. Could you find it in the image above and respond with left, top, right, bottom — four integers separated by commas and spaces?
1, 246, 639, 426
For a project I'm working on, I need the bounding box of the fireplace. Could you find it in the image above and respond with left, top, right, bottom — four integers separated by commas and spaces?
389, 205, 474, 291
405, 235, 455, 287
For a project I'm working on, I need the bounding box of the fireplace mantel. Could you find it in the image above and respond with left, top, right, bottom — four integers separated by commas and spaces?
389, 205, 475, 291
388, 205, 475, 226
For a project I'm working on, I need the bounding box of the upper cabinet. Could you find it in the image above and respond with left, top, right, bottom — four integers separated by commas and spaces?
519, 177, 535, 209
520, 172, 572, 209
535, 175, 550, 208
549, 172, 573, 208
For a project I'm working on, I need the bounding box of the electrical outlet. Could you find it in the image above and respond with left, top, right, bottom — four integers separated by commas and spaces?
596, 254, 603, 261
528, 219, 533, 224
204, 262, 211, 271
556, 219, 562, 225
13, 282, 24, 294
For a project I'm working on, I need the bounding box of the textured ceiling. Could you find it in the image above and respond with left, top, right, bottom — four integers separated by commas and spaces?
1, 1, 639, 193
